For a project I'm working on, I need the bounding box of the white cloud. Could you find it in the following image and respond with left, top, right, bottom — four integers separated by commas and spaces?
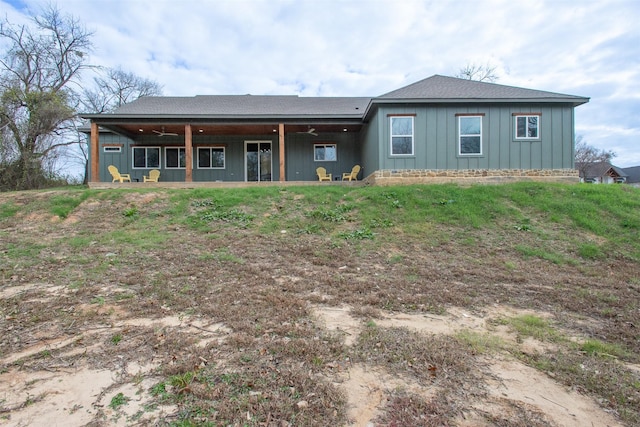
3, 0, 639, 166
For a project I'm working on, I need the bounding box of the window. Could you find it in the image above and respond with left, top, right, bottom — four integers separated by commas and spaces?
459, 116, 482, 155
390, 116, 414, 155
515, 115, 540, 139
165, 147, 186, 169
103, 146, 121, 153
133, 147, 160, 168
314, 144, 337, 161
198, 147, 225, 169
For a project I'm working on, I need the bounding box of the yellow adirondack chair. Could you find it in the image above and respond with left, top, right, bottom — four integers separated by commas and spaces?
108, 165, 131, 183
316, 167, 332, 181
144, 169, 160, 182
342, 165, 361, 181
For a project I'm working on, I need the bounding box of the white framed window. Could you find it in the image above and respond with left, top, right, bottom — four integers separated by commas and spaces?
132, 147, 160, 168
390, 116, 414, 156
165, 147, 186, 169
198, 147, 225, 169
103, 146, 122, 153
515, 114, 540, 139
458, 115, 482, 155
314, 143, 337, 161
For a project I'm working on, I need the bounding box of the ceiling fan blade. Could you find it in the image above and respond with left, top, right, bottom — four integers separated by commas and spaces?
296, 127, 317, 136
152, 129, 178, 136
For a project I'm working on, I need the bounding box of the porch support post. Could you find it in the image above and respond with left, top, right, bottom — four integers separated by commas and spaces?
185, 124, 193, 182
279, 123, 285, 182
90, 121, 100, 182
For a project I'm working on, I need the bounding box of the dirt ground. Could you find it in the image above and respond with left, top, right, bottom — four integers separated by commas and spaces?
0, 190, 638, 426
0, 303, 625, 426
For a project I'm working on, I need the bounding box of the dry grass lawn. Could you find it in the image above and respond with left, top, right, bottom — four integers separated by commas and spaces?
0, 185, 639, 426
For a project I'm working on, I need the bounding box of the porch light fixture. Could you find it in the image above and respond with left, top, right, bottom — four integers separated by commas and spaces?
138, 129, 143, 132
343, 128, 347, 132
199, 129, 204, 133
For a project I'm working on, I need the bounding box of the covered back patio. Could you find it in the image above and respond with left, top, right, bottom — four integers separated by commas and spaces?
82, 95, 370, 184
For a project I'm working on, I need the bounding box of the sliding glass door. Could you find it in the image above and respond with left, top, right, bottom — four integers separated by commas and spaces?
245, 141, 272, 182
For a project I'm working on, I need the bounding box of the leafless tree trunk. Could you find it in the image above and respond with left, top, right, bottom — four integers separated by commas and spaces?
0, 4, 93, 190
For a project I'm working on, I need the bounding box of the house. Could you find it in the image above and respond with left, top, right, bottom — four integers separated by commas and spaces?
576, 161, 628, 184
81, 75, 589, 186
622, 166, 640, 186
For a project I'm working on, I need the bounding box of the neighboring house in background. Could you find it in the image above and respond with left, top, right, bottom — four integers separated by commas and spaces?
576, 161, 628, 184
622, 166, 640, 187
81, 75, 589, 186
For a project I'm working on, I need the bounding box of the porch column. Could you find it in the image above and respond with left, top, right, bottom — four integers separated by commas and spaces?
279, 123, 285, 182
185, 124, 193, 182
90, 121, 100, 182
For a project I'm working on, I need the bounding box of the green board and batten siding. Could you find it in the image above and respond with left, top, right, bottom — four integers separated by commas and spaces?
284, 132, 361, 181
364, 103, 576, 172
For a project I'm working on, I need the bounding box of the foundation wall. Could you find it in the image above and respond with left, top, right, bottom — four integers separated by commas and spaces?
363, 169, 579, 186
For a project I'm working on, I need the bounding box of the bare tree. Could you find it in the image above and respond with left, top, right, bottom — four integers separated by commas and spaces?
574, 135, 616, 179
0, 4, 93, 190
74, 67, 162, 183
456, 62, 498, 82
81, 67, 163, 113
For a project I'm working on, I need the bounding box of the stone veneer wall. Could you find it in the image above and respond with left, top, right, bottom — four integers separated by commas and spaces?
363, 169, 579, 186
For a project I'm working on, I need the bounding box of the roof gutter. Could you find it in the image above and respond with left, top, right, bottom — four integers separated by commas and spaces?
79, 114, 366, 121
370, 97, 590, 106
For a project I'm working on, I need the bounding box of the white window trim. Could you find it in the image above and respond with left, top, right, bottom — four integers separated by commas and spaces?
390, 116, 414, 156
197, 146, 226, 169
458, 115, 483, 156
132, 146, 161, 169
514, 115, 541, 140
165, 147, 186, 169
103, 146, 122, 153
313, 143, 338, 162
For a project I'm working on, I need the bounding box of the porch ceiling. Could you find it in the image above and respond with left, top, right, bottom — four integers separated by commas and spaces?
101, 123, 362, 138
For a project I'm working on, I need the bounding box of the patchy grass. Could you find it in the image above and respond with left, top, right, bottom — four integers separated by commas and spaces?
456, 329, 508, 354
580, 339, 632, 359
49, 191, 92, 219
109, 392, 129, 410
373, 389, 460, 427
0, 202, 19, 219
351, 324, 481, 386
501, 314, 565, 343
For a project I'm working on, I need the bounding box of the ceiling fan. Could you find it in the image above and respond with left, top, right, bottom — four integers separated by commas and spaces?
297, 127, 318, 136
152, 126, 178, 137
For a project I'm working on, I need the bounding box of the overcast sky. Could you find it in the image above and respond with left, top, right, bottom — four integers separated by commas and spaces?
3, 0, 639, 166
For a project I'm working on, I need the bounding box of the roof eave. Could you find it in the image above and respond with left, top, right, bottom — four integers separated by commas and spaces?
371, 97, 589, 106
81, 113, 365, 121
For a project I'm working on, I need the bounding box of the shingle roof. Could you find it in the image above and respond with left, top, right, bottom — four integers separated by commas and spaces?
378, 75, 589, 105
577, 161, 628, 179
622, 166, 640, 183
111, 95, 371, 118
83, 74, 588, 120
